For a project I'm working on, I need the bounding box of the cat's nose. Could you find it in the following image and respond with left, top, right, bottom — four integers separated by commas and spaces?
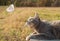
21, 22, 28, 29
23, 22, 29, 28
24, 22, 27, 27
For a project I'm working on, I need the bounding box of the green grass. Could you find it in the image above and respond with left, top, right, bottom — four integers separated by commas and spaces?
0, 7, 60, 41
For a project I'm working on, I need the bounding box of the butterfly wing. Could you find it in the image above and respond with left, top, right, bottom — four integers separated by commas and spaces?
6, 4, 14, 12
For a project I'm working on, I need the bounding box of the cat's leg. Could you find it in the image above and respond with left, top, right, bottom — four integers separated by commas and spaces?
26, 32, 56, 41
26, 32, 37, 41
26, 32, 45, 41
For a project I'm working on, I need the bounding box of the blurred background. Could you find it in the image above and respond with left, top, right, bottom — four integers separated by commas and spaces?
0, 0, 60, 41
0, 0, 60, 7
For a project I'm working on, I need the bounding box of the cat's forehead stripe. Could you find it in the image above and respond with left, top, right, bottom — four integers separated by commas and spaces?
28, 17, 33, 21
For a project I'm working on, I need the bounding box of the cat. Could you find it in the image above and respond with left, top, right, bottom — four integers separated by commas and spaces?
25, 13, 60, 41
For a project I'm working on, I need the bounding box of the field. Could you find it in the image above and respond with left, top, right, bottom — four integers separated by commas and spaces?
0, 6, 60, 41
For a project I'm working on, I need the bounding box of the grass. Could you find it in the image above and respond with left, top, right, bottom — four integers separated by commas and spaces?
0, 6, 60, 41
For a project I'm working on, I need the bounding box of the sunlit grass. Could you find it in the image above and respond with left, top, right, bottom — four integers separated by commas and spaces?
0, 6, 60, 41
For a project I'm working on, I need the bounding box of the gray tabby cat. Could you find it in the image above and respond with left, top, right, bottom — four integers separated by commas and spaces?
25, 13, 60, 41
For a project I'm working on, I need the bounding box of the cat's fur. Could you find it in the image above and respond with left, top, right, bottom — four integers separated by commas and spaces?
25, 13, 60, 41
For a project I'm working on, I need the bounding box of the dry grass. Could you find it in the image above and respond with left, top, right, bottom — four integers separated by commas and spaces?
0, 7, 60, 41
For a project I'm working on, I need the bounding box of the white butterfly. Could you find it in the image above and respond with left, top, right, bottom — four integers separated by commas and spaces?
6, 4, 14, 12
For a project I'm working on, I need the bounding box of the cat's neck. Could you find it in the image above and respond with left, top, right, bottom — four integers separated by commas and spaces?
35, 21, 51, 33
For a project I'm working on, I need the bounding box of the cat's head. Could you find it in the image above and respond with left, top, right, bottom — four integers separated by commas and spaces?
25, 13, 41, 28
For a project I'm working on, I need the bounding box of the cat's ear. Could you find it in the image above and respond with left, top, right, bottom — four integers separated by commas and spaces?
34, 12, 40, 19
